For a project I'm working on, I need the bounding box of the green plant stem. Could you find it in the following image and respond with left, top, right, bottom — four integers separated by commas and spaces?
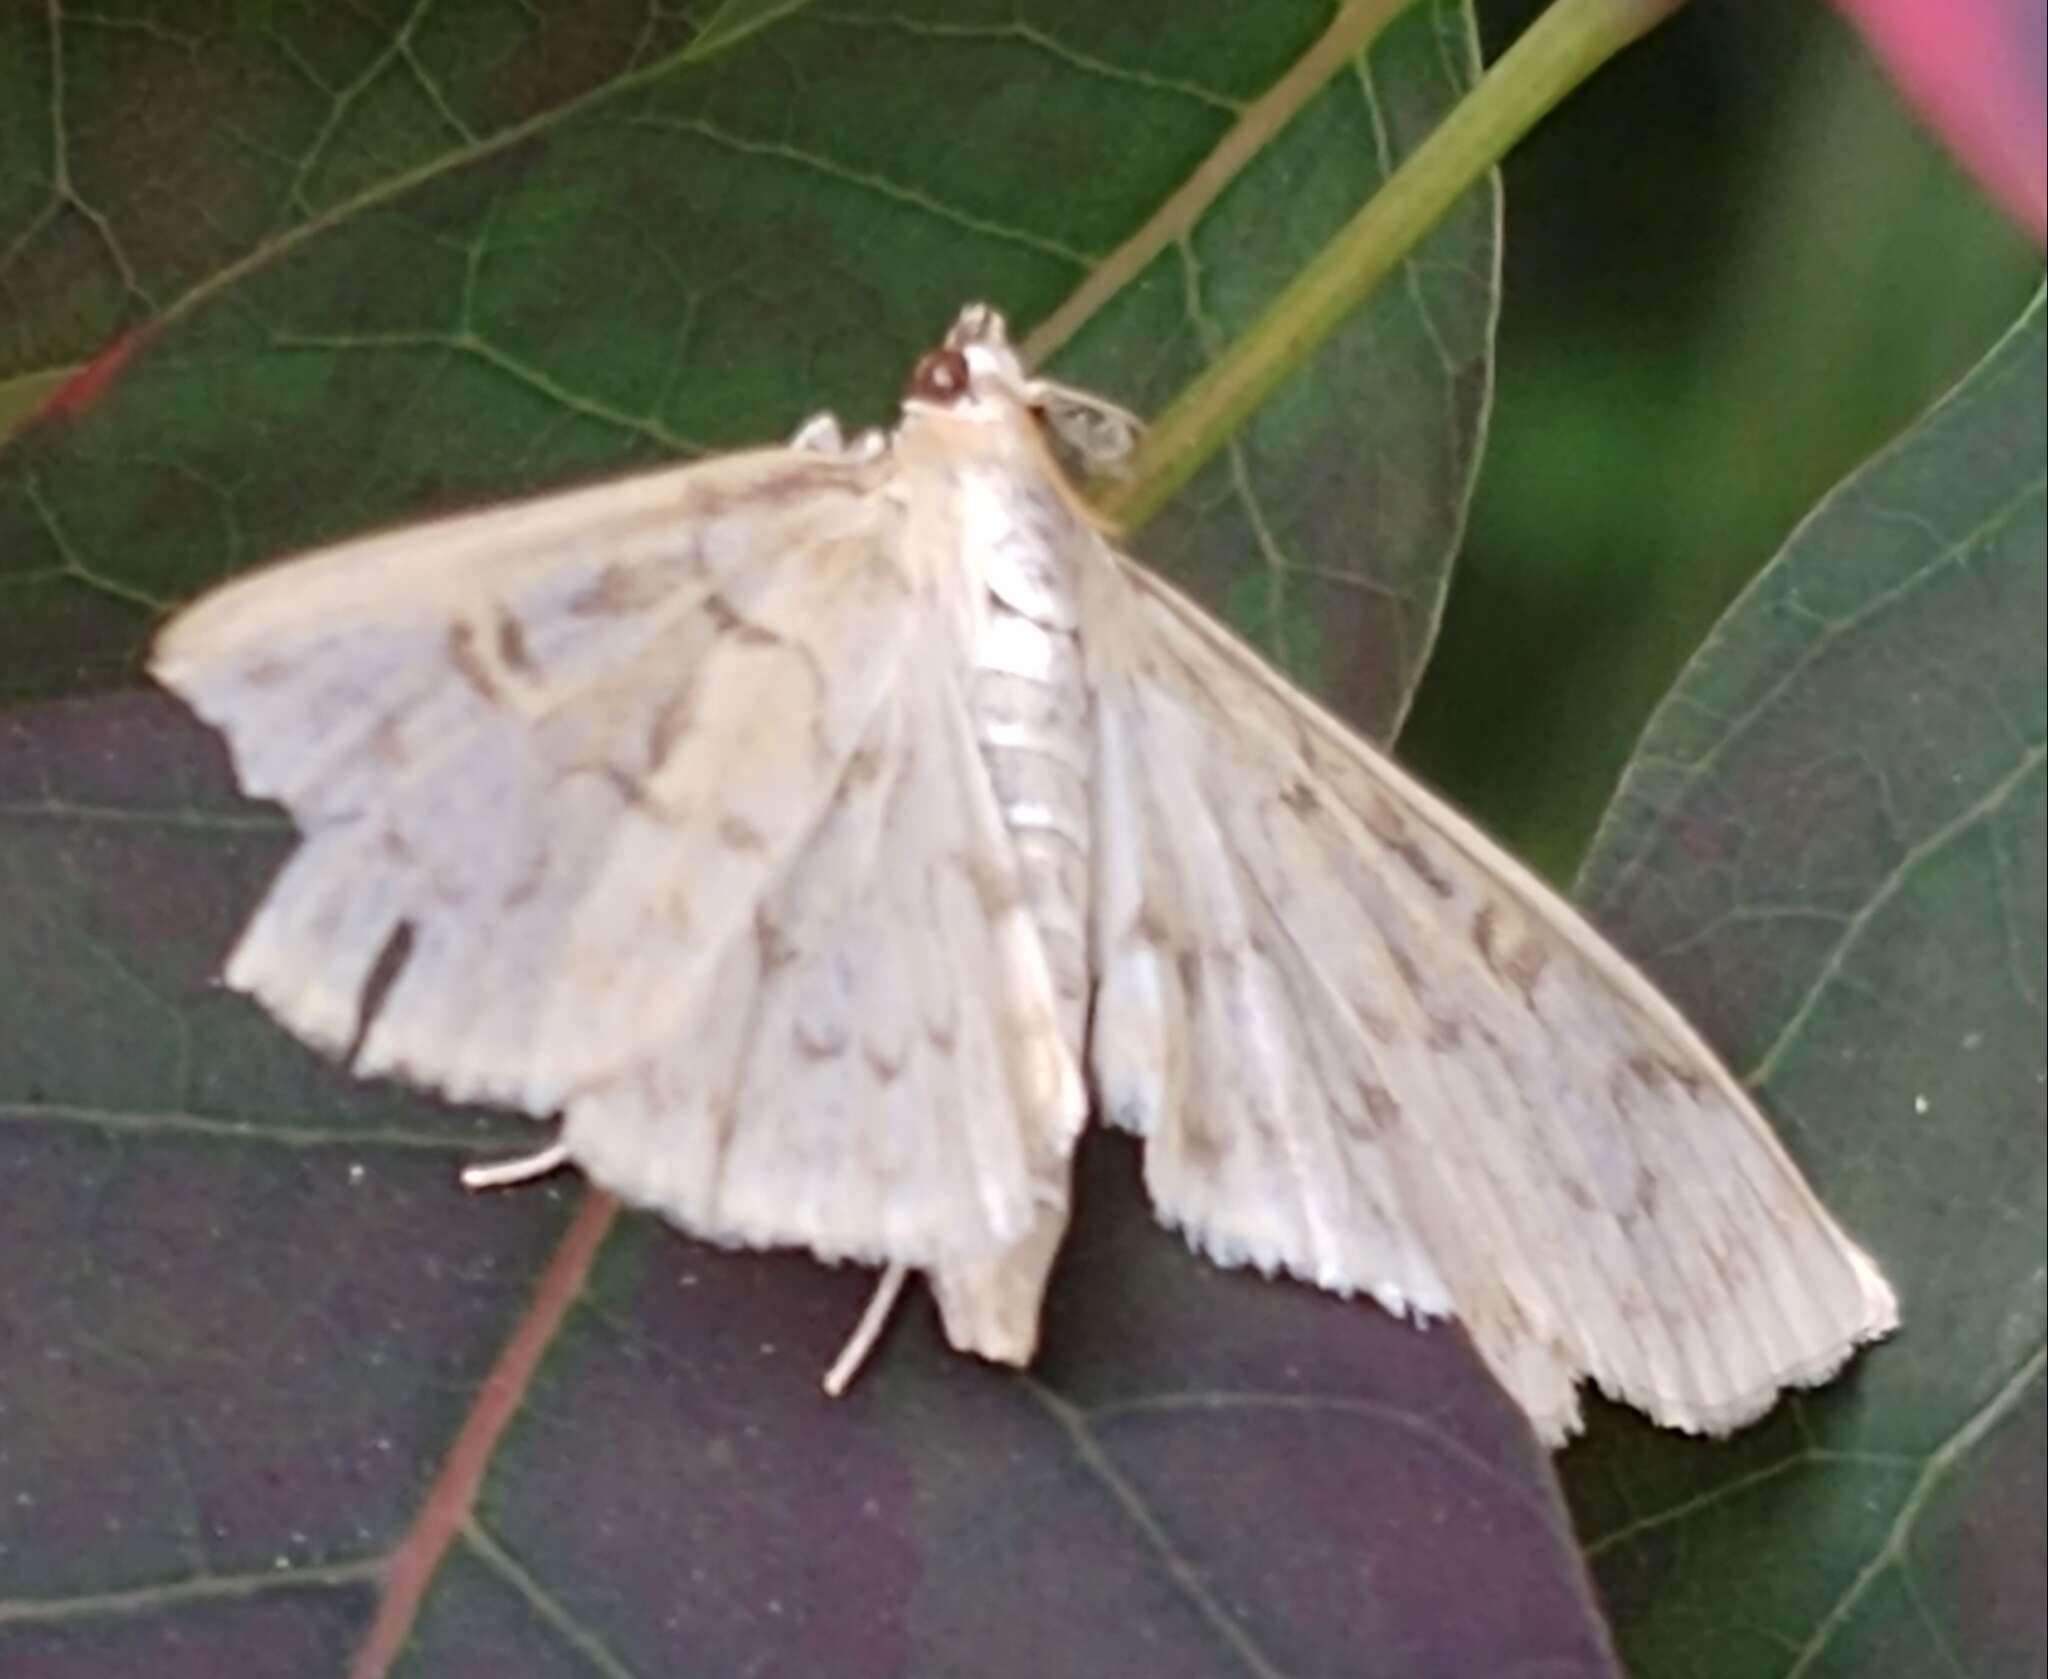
1093, 0, 1689, 530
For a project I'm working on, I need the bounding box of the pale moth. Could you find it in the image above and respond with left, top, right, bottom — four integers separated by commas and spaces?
152, 305, 1897, 1444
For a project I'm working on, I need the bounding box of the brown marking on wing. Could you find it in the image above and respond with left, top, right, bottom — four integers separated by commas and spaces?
718, 814, 766, 852
703, 592, 781, 647
1626, 1054, 1669, 1099
1279, 779, 1321, 818
680, 460, 861, 532
1207, 944, 1246, 990
760, 460, 858, 504
589, 762, 665, 817
1386, 943, 1465, 1048
1634, 1052, 1706, 1101
864, 1043, 907, 1085
754, 907, 798, 973
1361, 793, 1455, 900
501, 855, 550, 911
1356, 1079, 1402, 1136
1354, 1003, 1401, 1047
794, 1017, 849, 1061
1633, 1165, 1660, 1221
446, 621, 502, 704
494, 610, 535, 677
658, 885, 692, 934
1388, 835, 1455, 900
647, 686, 696, 772
1473, 903, 1502, 969
1473, 902, 1549, 1010
570, 560, 675, 617
960, 850, 1024, 920
369, 716, 407, 766
1131, 898, 1172, 948
1175, 1102, 1228, 1177
844, 741, 888, 788
1503, 940, 1551, 1006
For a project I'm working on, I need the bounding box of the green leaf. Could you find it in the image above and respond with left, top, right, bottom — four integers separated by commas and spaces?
0, 8, 1609, 1678
0, 0, 1495, 740
1567, 291, 2046, 1678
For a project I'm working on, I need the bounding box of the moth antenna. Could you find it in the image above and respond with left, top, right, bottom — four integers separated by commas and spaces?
822, 1263, 912, 1397
460, 1140, 573, 1191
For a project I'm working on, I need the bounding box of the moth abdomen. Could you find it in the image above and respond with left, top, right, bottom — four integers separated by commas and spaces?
963, 492, 1096, 1054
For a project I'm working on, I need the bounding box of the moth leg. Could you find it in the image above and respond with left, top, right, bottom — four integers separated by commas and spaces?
787, 411, 846, 453
1026, 380, 1144, 477
821, 1263, 912, 1397
941, 304, 1141, 473
460, 1139, 572, 1191
789, 410, 889, 463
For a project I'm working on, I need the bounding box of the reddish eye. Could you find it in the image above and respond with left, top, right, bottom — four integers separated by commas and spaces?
906, 346, 971, 405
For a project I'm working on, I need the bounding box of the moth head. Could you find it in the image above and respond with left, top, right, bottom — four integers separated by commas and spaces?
905, 305, 1029, 414
905, 303, 1143, 476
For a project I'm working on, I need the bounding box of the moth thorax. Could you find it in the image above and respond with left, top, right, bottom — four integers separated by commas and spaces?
969, 611, 1093, 1055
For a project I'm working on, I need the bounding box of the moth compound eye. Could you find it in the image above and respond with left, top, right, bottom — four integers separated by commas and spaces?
906, 346, 971, 405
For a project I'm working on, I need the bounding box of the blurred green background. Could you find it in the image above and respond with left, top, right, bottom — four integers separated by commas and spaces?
1402, 0, 2042, 882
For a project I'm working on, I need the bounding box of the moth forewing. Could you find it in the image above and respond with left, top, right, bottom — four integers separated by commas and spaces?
1085, 550, 1897, 1443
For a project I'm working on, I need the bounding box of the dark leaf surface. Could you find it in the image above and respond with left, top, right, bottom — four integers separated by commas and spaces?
0, 696, 1612, 1679
1571, 292, 2046, 1679
0, 0, 1495, 736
